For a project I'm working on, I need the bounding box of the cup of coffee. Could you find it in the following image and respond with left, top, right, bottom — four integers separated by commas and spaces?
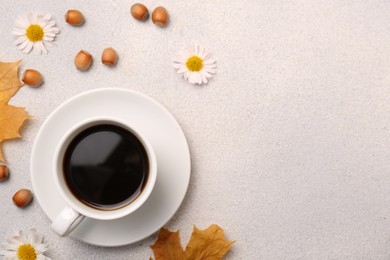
51, 116, 157, 236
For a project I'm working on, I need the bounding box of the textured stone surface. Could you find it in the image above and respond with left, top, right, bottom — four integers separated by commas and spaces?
1, 0, 390, 259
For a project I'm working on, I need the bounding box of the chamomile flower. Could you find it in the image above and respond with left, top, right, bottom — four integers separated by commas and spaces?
13, 12, 60, 55
173, 45, 217, 85
0, 229, 50, 260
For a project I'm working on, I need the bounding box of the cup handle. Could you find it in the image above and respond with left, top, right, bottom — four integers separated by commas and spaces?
51, 207, 85, 237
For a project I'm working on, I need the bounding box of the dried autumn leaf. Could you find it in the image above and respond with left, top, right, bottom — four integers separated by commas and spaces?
151, 228, 185, 260
0, 142, 3, 162
151, 225, 234, 260
0, 60, 23, 104
0, 103, 29, 162
184, 225, 234, 260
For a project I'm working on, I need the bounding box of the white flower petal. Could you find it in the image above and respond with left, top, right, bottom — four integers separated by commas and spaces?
184, 71, 190, 80
43, 41, 53, 47
202, 71, 212, 78
173, 57, 184, 63
204, 68, 217, 74
2, 243, 18, 251
23, 42, 34, 53
196, 72, 203, 84
43, 36, 53, 41
35, 244, 47, 254
15, 18, 28, 29
27, 229, 38, 245
43, 14, 51, 21
204, 64, 217, 70
194, 45, 199, 55
44, 20, 56, 29
33, 43, 41, 54
18, 39, 29, 50
38, 18, 48, 28
6, 236, 21, 245
172, 63, 183, 69
37, 255, 46, 260
203, 59, 216, 65
44, 27, 59, 33
44, 32, 56, 38
177, 67, 187, 74
32, 12, 38, 24
15, 36, 27, 45
38, 41, 48, 54
198, 46, 206, 58
4, 253, 17, 260
200, 72, 208, 84
189, 73, 196, 84
12, 29, 25, 36
204, 49, 212, 59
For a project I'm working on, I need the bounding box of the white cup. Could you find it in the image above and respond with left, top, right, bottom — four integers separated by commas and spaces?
51, 117, 157, 236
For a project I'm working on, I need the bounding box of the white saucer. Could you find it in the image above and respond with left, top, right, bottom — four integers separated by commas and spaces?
30, 88, 191, 247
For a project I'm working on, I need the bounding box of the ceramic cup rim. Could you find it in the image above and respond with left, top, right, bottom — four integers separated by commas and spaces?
52, 116, 157, 220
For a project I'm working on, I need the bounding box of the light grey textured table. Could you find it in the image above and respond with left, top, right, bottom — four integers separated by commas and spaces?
1, 0, 390, 259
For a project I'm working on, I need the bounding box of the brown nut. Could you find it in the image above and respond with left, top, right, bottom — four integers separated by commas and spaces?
74, 50, 92, 71
65, 10, 85, 26
152, 6, 169, 27
131, 3, 149, 21
102, 48, 118, 67
13, 189, 33, 208
0, 165, 9, 182
22, 69, 43, 87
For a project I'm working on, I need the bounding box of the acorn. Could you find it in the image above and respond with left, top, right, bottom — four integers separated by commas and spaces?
0, 165, 9, 182
102, 48, 118, 67
152, 6, 169, 27
131, 3, 149, 21
74, 50, 93, 71
65, 10, 85, 26
13, 189, 33, 208
22, 69, 43, 87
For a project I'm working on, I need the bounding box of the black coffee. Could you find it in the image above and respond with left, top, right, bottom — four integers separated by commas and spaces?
63, 124, 149, 210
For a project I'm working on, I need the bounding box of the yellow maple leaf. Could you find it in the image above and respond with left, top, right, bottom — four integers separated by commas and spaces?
0, 103, 29, 140
0, 59, 29, 162
151, 225, 234, 260
184, 225, 234, 260
151, 228, 185, 260
0, 60, 23, 104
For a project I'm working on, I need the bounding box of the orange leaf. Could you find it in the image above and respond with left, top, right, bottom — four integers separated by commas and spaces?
0, 60, 23, 104
0, 103, 29, 162
184, 225, 234, 260
0, 142, 3, 162
151, 228, 185, 260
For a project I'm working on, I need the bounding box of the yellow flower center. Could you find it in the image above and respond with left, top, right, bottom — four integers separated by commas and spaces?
186, 56, 203, 72
17, 244, 37, 260
25, 24, 44, 42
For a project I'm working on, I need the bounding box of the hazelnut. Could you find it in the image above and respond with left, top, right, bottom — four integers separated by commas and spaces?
22, 69, 43, 87
0, 165, 9, 182
131, 3, 149, 21
13, 189, 33, 208
152, 6, 169, 27
102, 48, 118, 67
74, 50, 93, 71
65, 10, 85, 26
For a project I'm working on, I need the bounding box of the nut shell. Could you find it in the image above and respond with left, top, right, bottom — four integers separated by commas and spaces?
65, 10, 85, 26
131, 3, 149, 21
152, 6, 169, 27
22, 69, 43, 87
13, 189, 33, 208
74, 50, 93, 71
102, 48, 118, 66
0, 165, 9, 182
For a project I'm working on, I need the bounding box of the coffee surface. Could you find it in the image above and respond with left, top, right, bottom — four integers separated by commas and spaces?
63, 124, 149, 210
